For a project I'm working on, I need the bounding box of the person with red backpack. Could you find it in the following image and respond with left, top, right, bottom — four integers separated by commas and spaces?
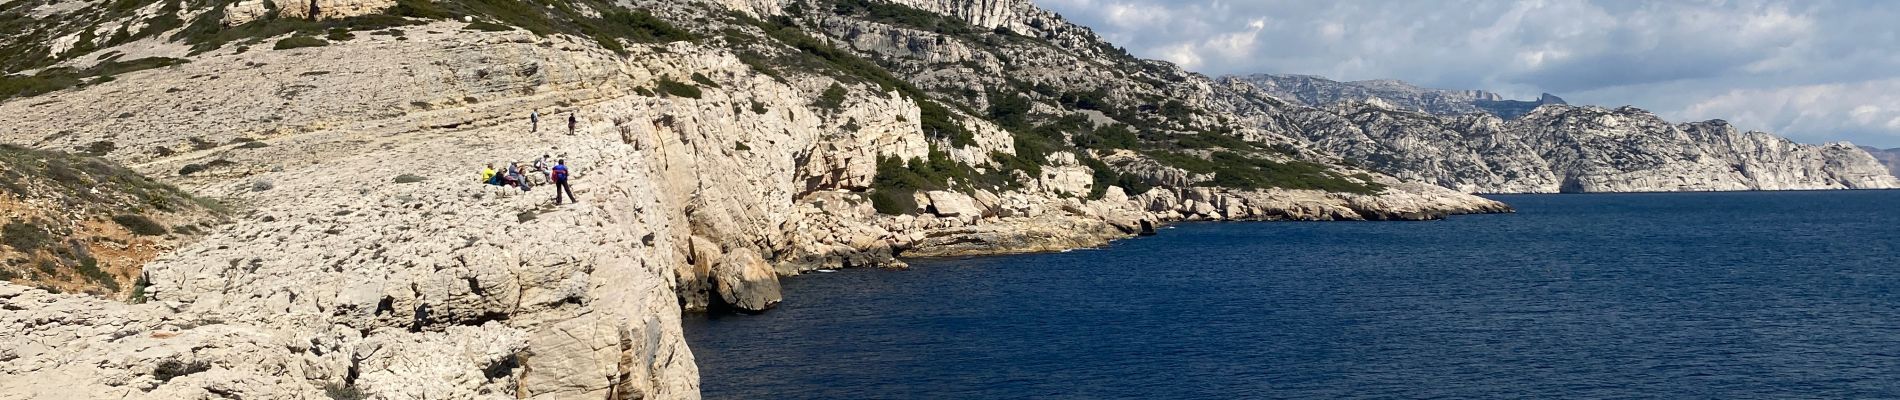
551, 159, 576, 204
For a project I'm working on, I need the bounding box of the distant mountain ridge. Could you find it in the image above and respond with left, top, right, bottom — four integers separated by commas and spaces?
1235, 73, 1566, 119
1862, 146, 1900, 177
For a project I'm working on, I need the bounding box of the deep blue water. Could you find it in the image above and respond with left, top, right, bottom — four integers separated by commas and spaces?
684, 191, 1900, 399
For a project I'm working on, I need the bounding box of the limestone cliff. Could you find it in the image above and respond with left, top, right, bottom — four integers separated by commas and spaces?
1231, 74, 1897, 193
0, 0, 1509, 398
1281, 102, 1900, 193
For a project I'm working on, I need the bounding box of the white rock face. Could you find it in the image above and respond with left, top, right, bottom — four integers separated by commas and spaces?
224, 0, 394, 25
924, 190, 982, 219
1282, 102, 1900, 193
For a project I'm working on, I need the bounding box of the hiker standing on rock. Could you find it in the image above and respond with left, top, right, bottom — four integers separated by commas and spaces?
567, 112, 577, 135
531, 110, 540, 132
552, 159, 577, 205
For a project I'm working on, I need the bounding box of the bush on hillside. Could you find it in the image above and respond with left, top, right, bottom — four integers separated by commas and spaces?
656, 76, 702, 99
112, 214, 169, 236
273, 36, 330, 50
815, 83, 848, 110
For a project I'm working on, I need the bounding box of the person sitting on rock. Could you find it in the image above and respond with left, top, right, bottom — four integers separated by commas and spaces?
532, 154, 552, 180
480, 163, 499, 185
507, 162, 532, 191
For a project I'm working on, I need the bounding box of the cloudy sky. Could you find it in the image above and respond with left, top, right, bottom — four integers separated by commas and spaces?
1032, 0, 1900, 148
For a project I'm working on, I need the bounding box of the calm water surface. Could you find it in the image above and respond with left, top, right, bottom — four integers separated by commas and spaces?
684, 191, 1900, 399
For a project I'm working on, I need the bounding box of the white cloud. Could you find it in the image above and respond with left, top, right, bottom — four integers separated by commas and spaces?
1676, 79, 1900, 145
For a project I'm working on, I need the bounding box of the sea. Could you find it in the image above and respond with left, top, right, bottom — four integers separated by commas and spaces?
684, 190, 1900, 399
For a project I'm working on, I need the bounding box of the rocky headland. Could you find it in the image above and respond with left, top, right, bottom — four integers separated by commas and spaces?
1233, 75, 1900, 193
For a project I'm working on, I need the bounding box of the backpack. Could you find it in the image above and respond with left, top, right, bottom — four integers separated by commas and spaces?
552, 167, 569, 182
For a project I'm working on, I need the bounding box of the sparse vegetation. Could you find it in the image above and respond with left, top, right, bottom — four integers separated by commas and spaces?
2, 219, 51, 253
868, 147, 990, 214
1147, 151, 1384, 195
1, 58, 185, 101
112, 214, 169, 236
273, 36, 330, 50
464, 21, 514, 32
656, 76, 702, 99
815, 83, 848, 110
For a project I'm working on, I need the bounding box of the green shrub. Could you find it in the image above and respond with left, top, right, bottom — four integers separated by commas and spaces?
594, 33, 626, 55
598, 9, 695, 43
1074, 124, 1138, 150
273, 36, 330, 50
655, 76, 701, 99
1198, 152, 1384, 195
129, 273, 150, 303
82, 141, 117, 156
75, 254, 117, 291
325, 27, 356, 41
815, 83, 848, 110
869, 188, 917, 215
986, 92, 1033, 129
112, 214, 169, 236
2, 220, 50, 252
919, 101, 972, 148
465, 21, 514, 32
393, 174, 428, 184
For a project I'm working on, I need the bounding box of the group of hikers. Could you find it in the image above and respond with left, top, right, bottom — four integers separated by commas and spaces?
482, 156, 578, 205
479, 110, 581, 204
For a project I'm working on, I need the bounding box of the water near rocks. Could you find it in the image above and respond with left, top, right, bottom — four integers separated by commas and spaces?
687, 190, 1900, 399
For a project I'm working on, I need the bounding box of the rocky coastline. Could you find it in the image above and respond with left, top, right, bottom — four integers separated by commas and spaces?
0, 0, 1867, 398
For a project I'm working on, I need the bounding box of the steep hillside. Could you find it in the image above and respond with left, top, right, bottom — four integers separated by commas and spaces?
0, 0, 1507, 398
0, 144, 223, 298
1863, 146, 1900, 177
1236, 73, 1566, 119
1279, 102, 1899, 193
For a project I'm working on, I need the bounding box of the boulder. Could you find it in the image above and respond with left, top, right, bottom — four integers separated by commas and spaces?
924, 190, 981, 218
711, 247, 782, 313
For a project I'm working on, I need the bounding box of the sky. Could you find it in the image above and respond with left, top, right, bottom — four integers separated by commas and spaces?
1031, 0, 1900, 148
